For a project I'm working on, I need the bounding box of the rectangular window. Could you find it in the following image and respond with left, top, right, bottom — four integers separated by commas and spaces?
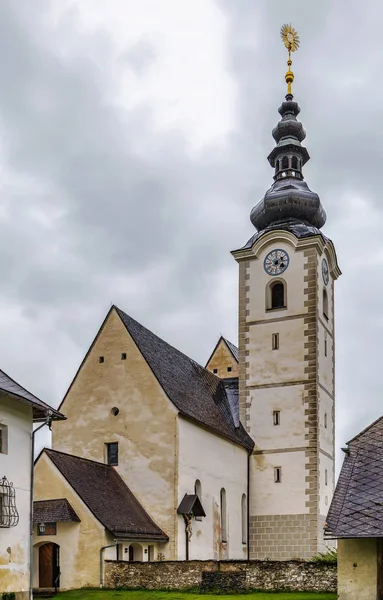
273, 411, 280, 426
227, 366, 232, 373
121, 353, 127, 360
324, 413, 328, 429
325, 469, 328, 486
99, 356, 104, 364
106, 442, 118, 466
0, 424, 8, 454
324, 339, 327, 356
274, 467, 282, 483
272, 333, 279, 350
213, 368, 218, 374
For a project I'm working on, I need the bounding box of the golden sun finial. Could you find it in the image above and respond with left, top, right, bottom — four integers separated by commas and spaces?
280, 24, 300, 96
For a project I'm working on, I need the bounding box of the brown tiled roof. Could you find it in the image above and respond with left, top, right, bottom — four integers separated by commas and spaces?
115, 307, 253, 451
44, 448, 168, 541
33, 499, 80, 524
325, 415, 383, 538
0, 369, 64, 422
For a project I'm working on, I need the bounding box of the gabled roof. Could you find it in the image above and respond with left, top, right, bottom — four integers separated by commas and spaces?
42, 448, 168, 541
325, 415, 383, 538
205, 335, 239, 368
0, 369, 64, 422
33, 499, 80, 524
115, 307, 253, 451
177, 494, 205, 518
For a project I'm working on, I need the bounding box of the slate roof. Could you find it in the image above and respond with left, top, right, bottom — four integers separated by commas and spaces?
115, 307, 253, 451
325, 415, 383, 538
0, 369, 64, 422
33, 499, 80, 524
43, 448, 169, 541
223, 378, 240, 428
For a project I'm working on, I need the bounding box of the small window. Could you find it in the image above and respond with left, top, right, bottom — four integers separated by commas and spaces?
323, 289, 329, 320
324, 413, 328, 429
273, 411, 280, 426
271, 282, 285, 309
220, 488, 227, 542
121, 353, 127, 360
99, 356, 104, 364
272, 333, 279, 350
213, 368, 218, 374
111, 407, 119, 417
0, 424, 8, 454
106, 442, 118, 466
325, 469, 328, 486
324, 339, 327, 356
227, 366, 232, 373
282, 156, 289, 169
274, 467, 282, 483
291, 156, 298, 169
241, 494, 247, 544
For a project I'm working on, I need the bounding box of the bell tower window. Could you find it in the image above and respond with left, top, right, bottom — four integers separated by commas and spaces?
267, 281, 286, 310
281, 156, 289, 169
291, 156, 298, 169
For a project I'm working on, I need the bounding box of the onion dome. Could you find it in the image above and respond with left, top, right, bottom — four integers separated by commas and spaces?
250, 25, 326, 232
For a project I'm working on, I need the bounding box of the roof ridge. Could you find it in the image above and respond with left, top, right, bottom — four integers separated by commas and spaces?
45, 447, 111, 468
347, 414, 383, 445
114, 305, 219, 381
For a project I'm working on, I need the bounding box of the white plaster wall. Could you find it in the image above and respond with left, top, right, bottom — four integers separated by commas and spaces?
247, 241, 306, 322
177, 417, 248, 561
338, 538, 377, 600
318, 452, 334, 517
0, 395, 33, 594
250, 450, 307, 515
247, 321, 306, 386
249, 386, 306, 451
317, 324, 333, 393
318, 388, 333, 458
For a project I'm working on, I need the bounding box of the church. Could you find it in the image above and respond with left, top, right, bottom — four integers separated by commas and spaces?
32, 26, 341, 590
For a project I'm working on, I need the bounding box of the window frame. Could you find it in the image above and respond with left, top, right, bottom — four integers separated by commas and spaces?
272, 333, 279, 350
106, 442, 119, 466
220, 488, 227, 543
274, 467, 282, 483
0, 424, 8, 455
273, 410, 280, 426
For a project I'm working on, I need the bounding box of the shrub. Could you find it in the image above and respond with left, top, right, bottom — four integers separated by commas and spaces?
311, 547, 337, 564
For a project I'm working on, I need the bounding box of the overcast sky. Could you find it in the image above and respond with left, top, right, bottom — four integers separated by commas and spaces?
1, 1, 381, 463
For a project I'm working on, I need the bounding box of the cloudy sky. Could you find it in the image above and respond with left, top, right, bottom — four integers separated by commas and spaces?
1, 1, 381, 463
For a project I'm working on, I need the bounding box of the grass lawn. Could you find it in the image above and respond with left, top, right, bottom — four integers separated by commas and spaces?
58, 589, 337, 600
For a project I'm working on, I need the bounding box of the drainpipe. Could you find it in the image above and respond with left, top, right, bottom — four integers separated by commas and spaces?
100, 542, 118, 588
29, 410, 53, 600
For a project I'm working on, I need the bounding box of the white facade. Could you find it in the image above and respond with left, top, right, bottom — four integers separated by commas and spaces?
177, 417, 248, 560
0, 395, 33, 598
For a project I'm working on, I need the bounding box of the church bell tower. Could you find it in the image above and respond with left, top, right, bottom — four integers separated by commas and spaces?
232, 25, 341, 560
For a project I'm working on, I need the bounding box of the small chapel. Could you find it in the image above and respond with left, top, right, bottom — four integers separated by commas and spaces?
32, 26, 341, 590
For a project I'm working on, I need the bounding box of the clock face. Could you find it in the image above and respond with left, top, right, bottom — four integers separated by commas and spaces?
322, 258, 329, 286
264, 249, 290, 276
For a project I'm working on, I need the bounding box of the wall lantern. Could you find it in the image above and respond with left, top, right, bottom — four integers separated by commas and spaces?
38, 522, 46, 534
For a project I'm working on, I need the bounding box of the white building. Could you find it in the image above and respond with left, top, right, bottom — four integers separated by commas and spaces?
0, 369, 63, 599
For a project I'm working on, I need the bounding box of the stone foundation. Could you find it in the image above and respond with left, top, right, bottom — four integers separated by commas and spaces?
105, 559, 337, 593
249, 513, 318, 560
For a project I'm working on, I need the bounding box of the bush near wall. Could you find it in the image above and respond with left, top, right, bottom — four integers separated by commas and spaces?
105, 559, 337, 593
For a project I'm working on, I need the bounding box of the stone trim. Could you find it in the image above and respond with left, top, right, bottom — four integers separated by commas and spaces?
318, 381, 334, 399
318, 316, 334, 338
253, 446, 307, 455
238, 259, 251, 429
247, 380, 307, 390
247, 313, 307, 326
319, 448, 333, 461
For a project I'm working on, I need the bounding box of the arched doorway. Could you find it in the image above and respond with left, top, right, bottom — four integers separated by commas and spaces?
128, 543, 143, 561
39, 543, 60, 588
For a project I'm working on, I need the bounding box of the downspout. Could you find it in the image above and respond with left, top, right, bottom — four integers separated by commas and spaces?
29, 410, 53, 600
100, 542, 118, 588
247, 451, 250, 561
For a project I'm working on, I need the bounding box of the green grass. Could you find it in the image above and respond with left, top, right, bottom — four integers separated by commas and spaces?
57, 589, 337, 600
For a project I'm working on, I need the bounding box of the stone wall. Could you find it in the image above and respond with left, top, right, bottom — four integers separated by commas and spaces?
105, 559, 337, 593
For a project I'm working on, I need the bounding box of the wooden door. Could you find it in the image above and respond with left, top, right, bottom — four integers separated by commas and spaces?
39, 544, 54, 588
128, 545, 134, 561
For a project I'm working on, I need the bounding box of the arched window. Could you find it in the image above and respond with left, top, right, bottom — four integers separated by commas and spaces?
271, 282, 285, 309
220, 488, 227, 543
281, 156, 289, 169
291, 156, 298, 169
241, 494, 247, 544
194, 479, 203, 521
323, 288, 329, 320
